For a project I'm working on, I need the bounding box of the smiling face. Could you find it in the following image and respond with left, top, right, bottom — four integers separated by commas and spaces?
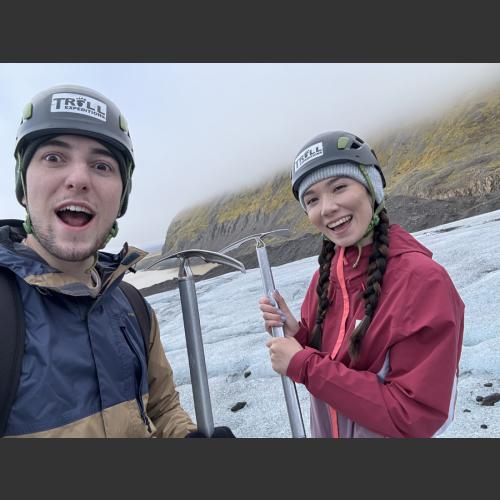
303, 176, 374, 248
23, 134, 123, 266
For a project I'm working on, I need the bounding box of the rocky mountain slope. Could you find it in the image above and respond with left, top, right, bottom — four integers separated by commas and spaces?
138, 84, 499, 282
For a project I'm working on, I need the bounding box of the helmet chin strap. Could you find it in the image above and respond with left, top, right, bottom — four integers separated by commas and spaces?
352, 164, 385, 268
23, 213, 33, 235
103, 174, 129, 247
103, 220, 119, 247
101, 159, 131, 245
19, 162, 34, 235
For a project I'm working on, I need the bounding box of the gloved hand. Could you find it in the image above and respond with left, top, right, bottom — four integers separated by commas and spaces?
185, 426, 236, 438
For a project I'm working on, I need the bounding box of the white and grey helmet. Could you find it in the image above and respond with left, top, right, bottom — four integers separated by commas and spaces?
291, 130, 386, 204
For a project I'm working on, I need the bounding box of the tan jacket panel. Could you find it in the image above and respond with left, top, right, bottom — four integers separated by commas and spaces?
146, 311, 197, 438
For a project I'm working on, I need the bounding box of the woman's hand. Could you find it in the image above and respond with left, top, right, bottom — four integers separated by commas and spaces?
266, 337, 303, 375
258, 290, 300, 338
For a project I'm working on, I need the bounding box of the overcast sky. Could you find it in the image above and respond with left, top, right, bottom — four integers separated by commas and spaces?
1, 63, 498, 252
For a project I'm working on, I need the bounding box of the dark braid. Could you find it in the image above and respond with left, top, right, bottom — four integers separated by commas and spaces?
348, 208, 390, 359
308, 238, 336, 350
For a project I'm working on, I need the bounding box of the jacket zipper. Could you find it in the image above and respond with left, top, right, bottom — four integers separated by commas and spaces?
120, 326, 152, 433
329, 246, 350, 438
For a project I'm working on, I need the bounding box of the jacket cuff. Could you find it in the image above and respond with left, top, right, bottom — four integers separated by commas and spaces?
294, 321, 310, 347
287, 346, 317, 383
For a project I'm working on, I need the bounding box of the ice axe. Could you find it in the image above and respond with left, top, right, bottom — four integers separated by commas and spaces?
220, 229, 307, 438
146, 249, 245, 437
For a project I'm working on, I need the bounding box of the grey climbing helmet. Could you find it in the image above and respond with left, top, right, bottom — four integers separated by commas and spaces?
14, 84, 135, 217
291, 130, 386, 201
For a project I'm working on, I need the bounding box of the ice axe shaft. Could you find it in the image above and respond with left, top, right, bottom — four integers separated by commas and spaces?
178, 263, 214, 437
152, 249, 245, 437
256, 244, 306, 439
221, 230, 306, 438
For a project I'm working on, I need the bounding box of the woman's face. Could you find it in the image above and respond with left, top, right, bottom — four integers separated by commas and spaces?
303, 176, 374, 248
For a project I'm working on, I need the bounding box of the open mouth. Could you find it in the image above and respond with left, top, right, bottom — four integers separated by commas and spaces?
56, 205, 95, 228
327, 215, 352, 232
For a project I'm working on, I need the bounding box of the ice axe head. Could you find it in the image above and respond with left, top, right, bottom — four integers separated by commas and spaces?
219, 228, 290, 253
145, 248, 245, 277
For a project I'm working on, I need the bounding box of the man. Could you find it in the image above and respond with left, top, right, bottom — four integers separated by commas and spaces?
0, 84, 232, 438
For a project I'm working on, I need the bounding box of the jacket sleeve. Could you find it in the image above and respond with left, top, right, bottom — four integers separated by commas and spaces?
287, 264, 464, 438
146, 310, 197, 437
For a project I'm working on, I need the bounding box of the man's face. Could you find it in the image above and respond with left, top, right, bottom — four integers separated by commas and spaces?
23, 134, 123, 262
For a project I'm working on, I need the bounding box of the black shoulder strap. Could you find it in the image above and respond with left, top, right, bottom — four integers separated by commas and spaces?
119, 280, 151, 360
0, 267, 26, 437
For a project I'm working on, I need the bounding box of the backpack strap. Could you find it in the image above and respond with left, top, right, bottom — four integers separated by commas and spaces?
119, 280, 152, 361
0, 267, 26, 437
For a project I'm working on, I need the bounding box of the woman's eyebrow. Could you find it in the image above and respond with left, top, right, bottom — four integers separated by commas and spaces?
304, 177, 348, 197
303, 186, 317, 198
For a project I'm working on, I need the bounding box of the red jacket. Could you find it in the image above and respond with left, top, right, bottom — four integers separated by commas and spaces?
287, 224, 464, 438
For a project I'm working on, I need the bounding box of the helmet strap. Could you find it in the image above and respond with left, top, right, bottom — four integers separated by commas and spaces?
23, 213, 33, 235
84, 254, 98, 274
352, 241, 363, 269
117, 160, 133, 218
104, 220, 119, 247
351, 164, 385, 266
358, 164, 377, 205
19, 154, 33, 235
16, 151, 28, 208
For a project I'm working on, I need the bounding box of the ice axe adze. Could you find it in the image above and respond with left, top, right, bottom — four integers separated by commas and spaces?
146, 249, 245, 437
220, 229, 307, 438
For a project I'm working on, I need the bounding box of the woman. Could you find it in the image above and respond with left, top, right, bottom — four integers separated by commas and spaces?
259, 131, 464, 438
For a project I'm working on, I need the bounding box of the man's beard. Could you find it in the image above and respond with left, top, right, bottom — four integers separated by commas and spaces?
30, 216, 109, 262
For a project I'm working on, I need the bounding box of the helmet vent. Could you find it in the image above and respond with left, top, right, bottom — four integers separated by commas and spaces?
355, 136, 364, 144
350, 142, 361, 149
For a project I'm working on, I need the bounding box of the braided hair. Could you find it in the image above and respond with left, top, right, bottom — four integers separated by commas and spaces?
308, 237, 336, 350
308, 208, 390, 359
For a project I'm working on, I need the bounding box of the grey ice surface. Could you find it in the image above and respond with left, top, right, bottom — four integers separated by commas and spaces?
147, 209, 500, 438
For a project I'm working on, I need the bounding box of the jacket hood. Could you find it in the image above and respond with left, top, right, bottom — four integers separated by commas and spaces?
386, 224, 432, 259
342, 223, 432, 266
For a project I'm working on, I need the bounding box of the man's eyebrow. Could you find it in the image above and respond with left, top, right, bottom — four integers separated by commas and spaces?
37, 139, 72, 150
38, 140, 115, 158
89, 147, 115, 158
